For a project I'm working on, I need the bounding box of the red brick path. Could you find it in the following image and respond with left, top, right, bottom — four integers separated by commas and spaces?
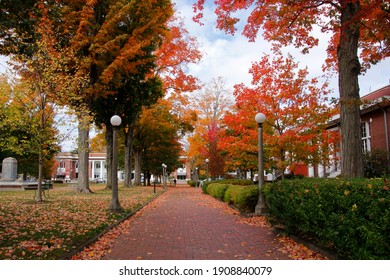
102, 186, 292, 260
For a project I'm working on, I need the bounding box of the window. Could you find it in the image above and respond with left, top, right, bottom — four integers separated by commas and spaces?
361, 122, 371, 153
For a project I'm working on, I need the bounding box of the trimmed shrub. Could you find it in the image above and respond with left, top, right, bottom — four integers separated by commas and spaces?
263, 178, 390, 259
224, 185, 259, 212
202, 179, 252, 193
206, 183, 230, 200
221, 179, 253, 185
205, 182, 259, 212
187, 180, 197, 187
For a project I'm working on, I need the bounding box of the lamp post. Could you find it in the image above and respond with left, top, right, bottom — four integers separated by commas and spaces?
195, 167, 199, 187
205, 158, 209, 182
255, 112, 266, 215
109, 115, 123, 212
162, 163, 167, 189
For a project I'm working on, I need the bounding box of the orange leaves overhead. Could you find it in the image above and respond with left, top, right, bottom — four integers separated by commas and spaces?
194, 0, 389, 70
66, 0, 174, 96
155, 16, 202, 94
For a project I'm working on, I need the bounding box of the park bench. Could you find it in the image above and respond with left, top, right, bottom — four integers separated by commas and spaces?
23, 181, 53, 199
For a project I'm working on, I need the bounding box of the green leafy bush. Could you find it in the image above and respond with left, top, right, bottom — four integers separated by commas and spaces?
205, 183, 230, 199
363, 149, 389, 178
202, 179, 252, 193
205, 183, 259, 212
187, 180, 197, 187
263, 178, 390, 259
224, 185, 259, 212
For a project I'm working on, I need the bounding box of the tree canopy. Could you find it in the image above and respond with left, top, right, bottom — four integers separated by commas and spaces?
194, 0, 390, 178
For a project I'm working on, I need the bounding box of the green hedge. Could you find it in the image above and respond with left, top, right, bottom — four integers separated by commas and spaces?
205, 182, 259, 212
263, 178, 390, 259
187, 180, 197, 187
206, 183, 230, 200
202, 179, 253, 193
223, 185, 259, 212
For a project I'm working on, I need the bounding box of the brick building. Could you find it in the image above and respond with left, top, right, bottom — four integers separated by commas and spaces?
52, 152, 108, 181
304, 85, 390, 177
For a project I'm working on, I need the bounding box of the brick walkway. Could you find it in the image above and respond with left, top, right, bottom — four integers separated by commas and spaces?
102, 186, 292, 260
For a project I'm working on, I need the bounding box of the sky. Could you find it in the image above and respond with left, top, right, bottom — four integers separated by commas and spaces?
172, 0, 390, 98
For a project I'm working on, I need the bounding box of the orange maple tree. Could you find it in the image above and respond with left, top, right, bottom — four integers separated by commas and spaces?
58, 0, 175, 194
220, 54, 337, 177
194, 0, 390, 178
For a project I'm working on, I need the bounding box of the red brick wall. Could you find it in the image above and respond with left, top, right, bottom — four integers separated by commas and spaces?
361, 108, 390, 151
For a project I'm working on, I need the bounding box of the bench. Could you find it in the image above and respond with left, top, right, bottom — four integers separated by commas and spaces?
24, 181, 53, 199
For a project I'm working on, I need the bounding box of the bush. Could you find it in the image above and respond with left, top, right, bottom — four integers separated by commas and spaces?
202, 179, 252, 193
224, 185, 259, 212
220, 179, 253, 185
206, 183, 230, 200
204, 183, 259, 212
263, 178, 390, 259
187, 180, 197, 187
363, 149, 389, 178
284, 173, 305, 180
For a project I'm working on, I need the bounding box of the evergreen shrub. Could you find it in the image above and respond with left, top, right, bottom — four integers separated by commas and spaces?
223, 185, 259, 212
187, 180, 196, 187
206, 183, 229, 200
263, 178, 390, 259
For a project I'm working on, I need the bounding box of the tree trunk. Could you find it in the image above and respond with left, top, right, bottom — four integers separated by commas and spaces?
35, 150, 43, 202
105, 125, 113, 189
338, 1, 364, 179
124, 126, 134, 187
313, 163, 319, 178
134, 148, 142, 185
76, 114, 92, 193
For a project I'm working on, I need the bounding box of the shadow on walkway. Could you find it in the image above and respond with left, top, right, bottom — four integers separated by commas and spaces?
99, 186, 293, 260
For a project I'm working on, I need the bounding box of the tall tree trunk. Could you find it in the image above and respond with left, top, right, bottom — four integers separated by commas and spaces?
105, 124, 113, 189
76, 114, 92, 193
338, 1, 363, 179
313, 163, 319, 178
35, 150, 43, 202
134, 148, 142, 185
124, 126, 134, 187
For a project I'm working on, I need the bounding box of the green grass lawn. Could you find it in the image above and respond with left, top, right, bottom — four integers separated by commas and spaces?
0, 184, 163, 260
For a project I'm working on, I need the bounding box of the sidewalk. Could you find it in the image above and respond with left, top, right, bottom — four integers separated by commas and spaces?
101, 186, 295, 260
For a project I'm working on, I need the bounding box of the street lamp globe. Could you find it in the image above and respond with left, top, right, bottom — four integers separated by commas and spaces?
255, 113, 266, 124
110, 115, 122, 126
205, 158, 209, 163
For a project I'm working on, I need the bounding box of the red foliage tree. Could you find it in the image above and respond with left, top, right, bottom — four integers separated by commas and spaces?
220, 54, 336, 177
194, 0, 390, 178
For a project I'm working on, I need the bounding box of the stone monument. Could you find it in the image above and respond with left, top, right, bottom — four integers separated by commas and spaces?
0, 157, 38, 191
1, 157, 18, 181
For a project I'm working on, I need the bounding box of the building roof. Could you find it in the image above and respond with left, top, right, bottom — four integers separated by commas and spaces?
361, 85, 390, 101
327, 85, 390, 129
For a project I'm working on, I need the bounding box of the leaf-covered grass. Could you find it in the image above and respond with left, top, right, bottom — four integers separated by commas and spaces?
0, 184, 162, 260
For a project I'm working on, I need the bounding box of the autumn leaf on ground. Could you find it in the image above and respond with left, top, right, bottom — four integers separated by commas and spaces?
277, 236, 327, 260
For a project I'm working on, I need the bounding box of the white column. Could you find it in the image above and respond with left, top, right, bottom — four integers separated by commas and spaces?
91, 160, 95, 180
100, 160, 103, 179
